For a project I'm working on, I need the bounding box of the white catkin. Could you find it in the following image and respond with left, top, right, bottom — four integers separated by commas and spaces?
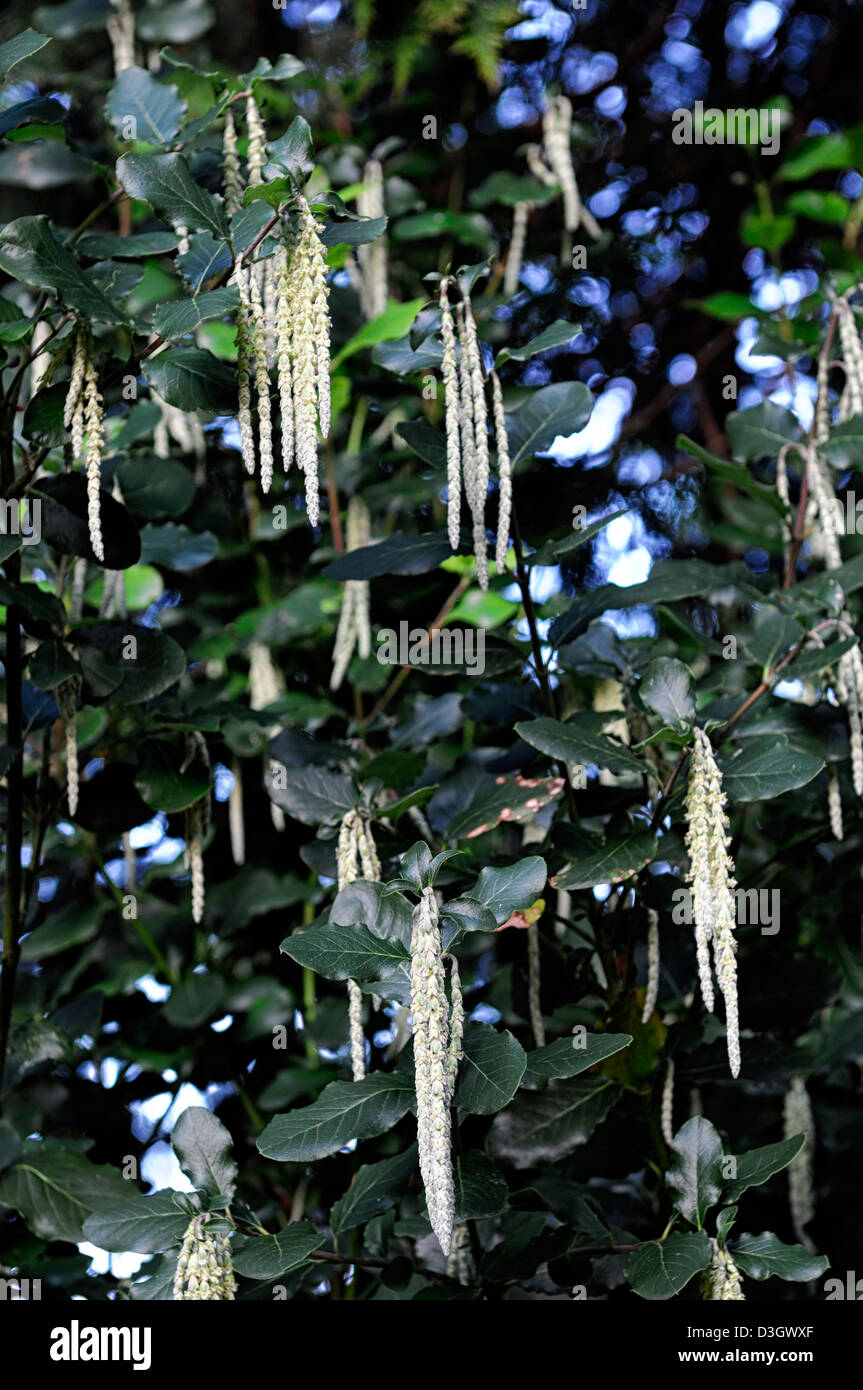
685, 729, 741, 1078
445, 1223, 473, 1286
222, 107, 243, 217
229, 758, 245, 866
122, 830, 136, 890
173, 1217, 236, 1301
543, 95, 601, 241
828, 765, 843, 840
347, 978, 366, 1083
63, 328, 87, 454
107, 0, 135, 74
445, 953, 464, 1101
503, 200, 529, 297
527, 922, 545, 1047
440, 281, 462, 549
330, 497, 372, 690
274, 243, 294, 472
356, 159, 388, 320
69, 557, 87, 622
57, 677, 82, 817
283, 201, 331, 525
660, 1058, 675, 1147
642, 909, 660, 1024
337, 810, 382, 1082
187, 802, 205, 924
458, 297, 489, 588
784, 1075, 816, 1250
701, 1242, 745, 1301
837, 299, 863, 417
245, 93, 267, 294
410, 886, 455, 1256
490, 370, 512, 574
83, 356, 105, 562
233, 268, 257, 475
249, 269, 273, 492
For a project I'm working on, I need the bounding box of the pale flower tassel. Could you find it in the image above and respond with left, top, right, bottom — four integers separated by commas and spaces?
660, 1058, 674, 1147
410, 886, 455, 1256
173, 1216, 236, 1301
233, 269, 257, 475
347, 979, 366, 1082
490, 370, 511, 574
828, 765, 843, 840
503, 200, 529, 297
330, 497, 372, 690
229, 758, 245, 866
186, 802, 205, 924
57, 676, 82, 816
439, 280, 462, 550
642, 909, 660, 1023
222, 107, 243, 217
527, 923, 545, 1047
701, 1241, 745, 1301
783, 1075, 816, 1252
446, 1224, 473, 1286
83, 356, 105, 561
107, 0, 135, 74
445, 953, 464, 1100
356, 158, 388, 320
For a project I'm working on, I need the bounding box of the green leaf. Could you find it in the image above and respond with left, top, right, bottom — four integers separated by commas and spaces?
0, 216, 122, 323
821, 415, 863, 468
722, 1134, 805, 1203
320, 213, 387, 248
144, 347, 236, 413
740, 209, 795, 251
117, 152, 229, 239
0, 96, 66, 139
0, 1120, 21, 1172
152, 286, 240, 340
280, 922, 410, 982
717, 737, 825, 802
676, 434, 789, 516
257, 1072, 415, 1162
778, 131, 851, 181
489, 1076, 618, 1167
231, 1222, 325, 1279
625, 1231, 712, 1300
689, 292, 755, 322
116, 457, 195, 519
447, 772, 565, 840
177, 232, 232, 290
105, 66, 186, 145
547, 834, 655, 889
726, 401, 803, 462
496, 320, 580, 366
331, 299, 426, 369
0, 29, 51, 78
163, 974, 228, 1028
666, 1116, 725, 1229
78, 231, 180, 259
785, 189, 849, 225
453, 1150, 508, 1220
267, 766, 356, 826
32, 475, 141, 569
0, 1146, 129, 1243
393, 209, 493, 249
505, 381, 593, 467
28, 639, 81, 690
729, 1232, 829, 1282
523, 1031, 632, 1084
455, 1022, 526, 1115
639, 657, 695, 732
135, 764, 210, 813
171, 1106, 237, 1204
330, 1147, 417, 1234
324, 531, 452, 580
331, 880, 414, 949
265, 115, 315, 187
467, 857, 547, 925
549, 559, 726, 647
83, 1190, 192, 1254
20, 901, 108, 959
516, 714, 644, 776
139, 521, 219, 570
70, 622, 185, 703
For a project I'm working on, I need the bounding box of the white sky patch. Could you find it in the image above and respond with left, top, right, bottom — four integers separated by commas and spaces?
78, 1243, 146, 1279
549, 379, 635, 461
726, 0, 783, 50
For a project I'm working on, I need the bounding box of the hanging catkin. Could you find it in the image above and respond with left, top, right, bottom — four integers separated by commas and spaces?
330, 497, 372, 690
248, 641, 286, 832
64, 326, 105, 560
185, 800, 205, 925
503, 200, 529, 296
355, 158, 388, 320
459, 295, 489, 588
173, 1216, 236, 1301
107, 0, 135, 73
490, 370, 511, 574
446, 1224, 474, 1286
660, 1058, 675, 1147
229, 757, 245, 866
410, 886, 455, 1256
542, 95, 601, 242
685, 729, 741, 1078
222, 107, 243, 217
526, 922, 545, 1047
56, 676, 82, 817
783, 1075, 816, 1251
828, 765, 843, 840
700, 1242, 745, 1301
642, 909, 660, 1023
440, 280, 462, 550
445, 953, 464, 1099
337, 809, 382, 1081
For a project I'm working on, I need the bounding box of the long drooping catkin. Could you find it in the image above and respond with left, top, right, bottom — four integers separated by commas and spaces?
440, 280, 462, 549
410, 887, 455, 1256
459, 295, 489, 588
330, 497, 372, 690
527, 923, 545, 1047
503, 200, 529, 296
355, 158, 388, 320
222, 107, 243, 216
660, 1058, 675, 1147
337, 809, 383, 1080
784, 1075, 816, 1251
56, 676, 82, 817
701, 1242, 745, 1301
685, 729, 740, 1077
490, 370, 511, 575
642, 909, 660, 1023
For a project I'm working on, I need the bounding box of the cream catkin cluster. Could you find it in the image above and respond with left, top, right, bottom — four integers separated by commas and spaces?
641, 909, 660, 1023
337, 809, 382, 1081
445, 1223, 473, 1286
783, 1074, 816, 1251
684, 728, 741, 1078
353, 158, 388, 320
173, 1216, 236, 1301
410, 887, 463, 1256
182, 734, 210, 925
63, 325, 105, 561
537, 96, 601, 243
701, 1242, 745, 1301
330, 496, 372, 690
660, 1058, 675, 1147
438, 282, 511, 585
56, 676, 82, 817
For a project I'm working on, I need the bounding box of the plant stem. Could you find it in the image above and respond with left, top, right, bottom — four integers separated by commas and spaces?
0, 417, 23, 1106
359, 573, 471, 728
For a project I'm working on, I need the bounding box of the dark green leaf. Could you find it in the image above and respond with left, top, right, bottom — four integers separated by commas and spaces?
117, 152, 229, 239
489, 1076, 618, 1167
729, 1231, 828, 1282
625, 1231, 712, 1300
523, 1031, 632, 1084
330, 1147, 417, 1234
455, 1022, 527, 1115
257, 1073, 415, 1162
280, 922, 410, 982
105, 67, 186, 145
666, 1116, 725, 1229
171, 1106, 236, 1204
722, 1134, 805, 1203
231, 1222, 325, 1279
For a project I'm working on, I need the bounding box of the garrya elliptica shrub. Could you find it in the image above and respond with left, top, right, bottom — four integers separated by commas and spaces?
1, 5, 860, 1312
